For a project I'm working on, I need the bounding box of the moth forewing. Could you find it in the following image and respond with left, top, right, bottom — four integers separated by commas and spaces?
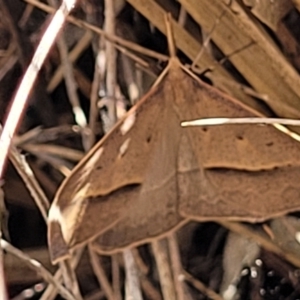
47, 59, 173, 263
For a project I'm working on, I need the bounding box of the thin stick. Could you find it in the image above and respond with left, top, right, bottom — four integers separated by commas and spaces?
18, 2, 34, 27
59, 259, 83, 300
131, 249, 162, 300
183, 270, 224, 300
191, 8, 227, 71
22, 143, 84, 162
115, 43, 149, 69
88, 246, 115, 300
0, 0, 77, 179
123, 249, 143, 300
165, 14, 176, 58
52, 19, 87, 129
168, 233, 186, 300
47, 30, 93, 92
218, 221, 300, 268
0, 0, 27, 69
112, 255, 122, 300
178, 6, 187, 27
152, 239, 176, 300
88, 49, 101, 148
23, 0, 169, 62
2, 122, 50, 221
40, 248, 83, 300
1, 239, 76, 300
0, 51, 18, 82
132, 248, 149, 275
217, 221, 300, 268
119, 53, 140, 105
181, 117, 300, 127
84, 290, 105, 300
104, 0, 117, 128
140, 276, 162, 300
55, 34, 86, 130
9, 146, 50, 221
181, 117, 300, 143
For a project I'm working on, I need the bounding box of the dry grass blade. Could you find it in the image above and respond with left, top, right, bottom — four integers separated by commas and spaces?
0, 0, 77, 178
0, 186, 8, 300
9, 146, 50, 221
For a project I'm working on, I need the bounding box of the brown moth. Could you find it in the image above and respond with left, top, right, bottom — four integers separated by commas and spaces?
48, 18, 300, 264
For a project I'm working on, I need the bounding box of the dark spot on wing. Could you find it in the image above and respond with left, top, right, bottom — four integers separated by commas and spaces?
146, 135, 152, 143
266, 142, 274, 147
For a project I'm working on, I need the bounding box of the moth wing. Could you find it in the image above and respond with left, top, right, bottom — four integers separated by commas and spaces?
48, 78, 167, 263
92, 78, 186, 253
173, 65, 300, 221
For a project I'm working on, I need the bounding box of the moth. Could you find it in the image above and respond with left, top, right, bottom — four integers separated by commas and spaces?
48, 21, 300, 264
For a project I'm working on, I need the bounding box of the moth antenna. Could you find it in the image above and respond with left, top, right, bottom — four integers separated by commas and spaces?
164, 13, 176, 59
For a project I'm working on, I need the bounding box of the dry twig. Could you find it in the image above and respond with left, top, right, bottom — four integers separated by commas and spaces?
88, 246, 115, 300
152, 239, 176, 300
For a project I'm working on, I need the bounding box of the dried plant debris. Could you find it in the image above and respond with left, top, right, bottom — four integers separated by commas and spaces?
1, 0, 300, 299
